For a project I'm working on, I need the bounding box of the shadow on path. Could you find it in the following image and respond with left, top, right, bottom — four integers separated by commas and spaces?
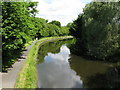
2, 41, 36, 88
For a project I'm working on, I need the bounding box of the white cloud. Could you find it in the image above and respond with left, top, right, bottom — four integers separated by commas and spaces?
37, 45, 83, 88
44, 45, 70, 63
32, 0, 89, 26
37, 60, 83, 88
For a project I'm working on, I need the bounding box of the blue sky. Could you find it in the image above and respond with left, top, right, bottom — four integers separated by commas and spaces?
44, 0, 53, 4
32, 0, 92, 26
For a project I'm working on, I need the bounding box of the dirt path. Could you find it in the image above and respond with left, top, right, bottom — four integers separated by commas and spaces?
2, 41, 36, 88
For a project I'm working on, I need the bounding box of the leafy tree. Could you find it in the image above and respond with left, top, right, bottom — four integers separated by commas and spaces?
49, 20, 61, 27
42, 24, 60, 37
31, 17, 46, 39
2, 2, 38, 71
60, 26, 69, 36
66, 22, 72, 28
70, 2, 120, 61
69, 14, 84, 38
2, 1, 71, 71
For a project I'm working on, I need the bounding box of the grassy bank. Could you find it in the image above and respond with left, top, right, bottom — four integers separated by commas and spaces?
15, 36, 73, 88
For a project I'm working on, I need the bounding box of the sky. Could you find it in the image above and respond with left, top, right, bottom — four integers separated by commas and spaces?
32, 0, 92, 26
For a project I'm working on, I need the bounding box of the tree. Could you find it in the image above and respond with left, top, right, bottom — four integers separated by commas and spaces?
66, 22, 72, 28
70, 2, 120, 60
60, 26, 69, 36
2, 2, 38, 71
41, 23, 60, 37
49, 20, 61, 27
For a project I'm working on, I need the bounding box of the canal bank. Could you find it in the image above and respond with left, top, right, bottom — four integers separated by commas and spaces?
15, 36, 73, 88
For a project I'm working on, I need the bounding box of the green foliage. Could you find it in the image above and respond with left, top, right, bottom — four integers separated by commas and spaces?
31, 17, 46, 39
2, 2, 70, 71
60, 26, 70, 36
69, 14, 83, 38
40, 23, 70, 37
70, 2, 120, 61
2, 2, 38, 71
66, 22, 72, 28
40, 24, 58, 37
49, 20, 61, 27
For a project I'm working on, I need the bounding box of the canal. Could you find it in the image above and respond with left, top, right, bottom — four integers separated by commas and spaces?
37, 39, 119, 88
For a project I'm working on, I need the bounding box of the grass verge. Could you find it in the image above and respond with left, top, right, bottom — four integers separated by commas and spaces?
15, 36, 73, 88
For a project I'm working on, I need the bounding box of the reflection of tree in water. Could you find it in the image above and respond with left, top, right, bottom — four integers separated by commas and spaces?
84, 67, 120, 88
37, 39, 74, 64
69, 55, 120, 88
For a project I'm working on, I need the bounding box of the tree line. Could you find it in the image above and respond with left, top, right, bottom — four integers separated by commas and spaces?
69, 2, 120, 62
2, 2, 69, 71
2, 1, 120, 71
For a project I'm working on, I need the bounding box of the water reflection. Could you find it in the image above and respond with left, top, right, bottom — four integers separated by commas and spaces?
44, 45, 70, 63
69, 55, 120, 88
84, 68, 120, 88
37, 39, 74, 64
37, 45, 83, 88
37, 39, 120, 88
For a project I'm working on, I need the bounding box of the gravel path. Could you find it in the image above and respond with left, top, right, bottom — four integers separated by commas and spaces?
2, 41, 36, 88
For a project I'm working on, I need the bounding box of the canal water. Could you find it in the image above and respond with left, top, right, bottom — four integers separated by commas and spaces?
37, 39, 119, 88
